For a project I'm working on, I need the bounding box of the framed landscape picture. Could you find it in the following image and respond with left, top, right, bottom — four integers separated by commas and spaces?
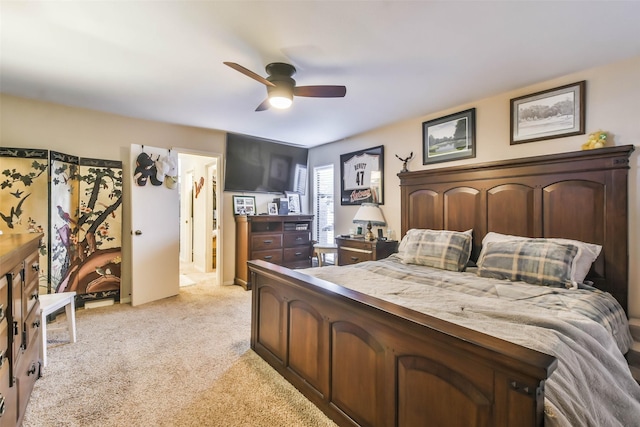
340, 145, 384, 205
422, 108, 476, 165
510, 81, 585, 145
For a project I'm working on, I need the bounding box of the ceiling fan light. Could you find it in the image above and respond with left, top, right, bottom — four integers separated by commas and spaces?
269, 94, 293, 109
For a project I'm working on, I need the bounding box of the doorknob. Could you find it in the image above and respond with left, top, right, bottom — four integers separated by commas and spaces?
134, 230, 142, 235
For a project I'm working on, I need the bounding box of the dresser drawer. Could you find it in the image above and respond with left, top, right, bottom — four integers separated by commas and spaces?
283, 232, 310, 247
23, 251, 40, 289
283, 247, 310, 264
15, 344, 40, 424
0, 357, 16, 427
23, 277, 39, 318
283, 260, 312, 270
251, 234, 283, 251
338, 246, 373, 266
23, 302, 41, 352
0, 276, 7, 325
250, 249, 283, 264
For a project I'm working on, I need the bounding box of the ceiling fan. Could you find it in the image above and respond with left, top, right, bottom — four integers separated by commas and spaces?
224, 62, 346, 111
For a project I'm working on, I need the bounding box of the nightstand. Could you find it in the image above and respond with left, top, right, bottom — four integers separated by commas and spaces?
335, 236, 398, 266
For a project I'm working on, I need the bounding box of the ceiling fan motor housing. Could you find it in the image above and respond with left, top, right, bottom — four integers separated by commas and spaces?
266, 63, 296, 97
266, 62, 297, 77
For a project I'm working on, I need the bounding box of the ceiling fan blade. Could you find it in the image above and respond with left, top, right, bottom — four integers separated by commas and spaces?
224, 62, 276, 87
255, 99, 270, 112
294, 85, 346, 98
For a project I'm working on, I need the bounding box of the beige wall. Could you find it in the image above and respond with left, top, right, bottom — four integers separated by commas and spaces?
310, 56, 640, 317
0, 95, 238, 301
2, 55, 638, 315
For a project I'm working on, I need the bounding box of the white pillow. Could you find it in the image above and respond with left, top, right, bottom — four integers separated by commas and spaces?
479, 232, 601, 284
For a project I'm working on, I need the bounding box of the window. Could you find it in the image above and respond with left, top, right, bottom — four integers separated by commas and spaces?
314, 165, 335, 263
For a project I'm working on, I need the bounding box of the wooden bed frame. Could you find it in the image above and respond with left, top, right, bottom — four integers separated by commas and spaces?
249, 145, 634, 427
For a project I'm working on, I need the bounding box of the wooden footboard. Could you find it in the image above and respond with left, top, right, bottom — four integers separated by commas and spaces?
249, 260, 556, 427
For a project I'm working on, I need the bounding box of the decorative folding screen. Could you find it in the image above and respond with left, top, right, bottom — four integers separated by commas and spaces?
1, 147, 122, 305
0, 147, 49, 291
50, 152, 123, 305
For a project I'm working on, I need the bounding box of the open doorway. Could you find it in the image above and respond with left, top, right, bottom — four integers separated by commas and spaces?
178, 152, 221, 286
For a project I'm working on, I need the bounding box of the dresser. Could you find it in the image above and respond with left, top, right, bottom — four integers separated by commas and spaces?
335, 236, 398, 266
235, 215, 314, 290
0, 233, 42, 427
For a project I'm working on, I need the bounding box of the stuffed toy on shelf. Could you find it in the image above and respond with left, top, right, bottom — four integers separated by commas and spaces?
582, 130, 608, 150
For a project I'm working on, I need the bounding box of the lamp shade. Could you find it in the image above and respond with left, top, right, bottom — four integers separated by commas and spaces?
353, 203, 386, 226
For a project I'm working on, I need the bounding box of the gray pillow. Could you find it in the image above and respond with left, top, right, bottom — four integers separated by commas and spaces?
476, 239, 578, 288
400, 229, 472, 272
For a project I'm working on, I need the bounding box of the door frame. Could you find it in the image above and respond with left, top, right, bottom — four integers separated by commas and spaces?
205, 160, 219, 274
177, 149, 223, 285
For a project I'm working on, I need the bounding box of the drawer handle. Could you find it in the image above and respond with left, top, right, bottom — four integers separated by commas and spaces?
32, 263, 40, 272
33, 320, 41, 329
295, 237, 303, 241
27, 363, 37, 376
294, 252, 302, 256
263, 240, 273, 244
350, 256, 359, 261
263, 255, 273, 260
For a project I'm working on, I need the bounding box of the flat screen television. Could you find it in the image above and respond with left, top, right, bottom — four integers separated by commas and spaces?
224, 133, 308, 194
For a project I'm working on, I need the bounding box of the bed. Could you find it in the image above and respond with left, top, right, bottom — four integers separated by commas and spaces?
248, 145, 639, 427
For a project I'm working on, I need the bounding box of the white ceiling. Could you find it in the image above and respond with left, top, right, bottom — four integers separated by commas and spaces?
2, 1, 639, 147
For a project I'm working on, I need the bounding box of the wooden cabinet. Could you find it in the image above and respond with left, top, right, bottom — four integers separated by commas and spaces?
335, 236, 398, 266
235, 215, 313, 290
0, 233, 42, 427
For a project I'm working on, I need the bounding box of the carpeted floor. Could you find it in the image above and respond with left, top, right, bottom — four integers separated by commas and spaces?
23, 280, 337, 427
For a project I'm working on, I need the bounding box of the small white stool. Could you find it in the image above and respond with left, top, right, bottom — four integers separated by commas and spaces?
39, 291, 77, 367
313, 243, 337, 267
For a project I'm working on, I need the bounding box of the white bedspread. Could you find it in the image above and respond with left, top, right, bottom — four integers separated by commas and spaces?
303, 259, 640, 427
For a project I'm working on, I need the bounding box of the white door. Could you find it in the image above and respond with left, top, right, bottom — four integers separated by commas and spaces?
130, 144, 180, 306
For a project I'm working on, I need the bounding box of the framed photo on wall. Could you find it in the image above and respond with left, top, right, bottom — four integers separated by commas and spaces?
340, 145, 384, 205
422, 108, 476, 165
232, 195, 256, 215
510, 81, 585, 145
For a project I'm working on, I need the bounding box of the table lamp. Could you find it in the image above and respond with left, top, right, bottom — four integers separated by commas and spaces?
353, 203, 386, 241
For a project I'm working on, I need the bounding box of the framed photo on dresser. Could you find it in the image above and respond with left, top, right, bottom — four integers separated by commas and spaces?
232, 195, 256, 215
268, 202, 278, 215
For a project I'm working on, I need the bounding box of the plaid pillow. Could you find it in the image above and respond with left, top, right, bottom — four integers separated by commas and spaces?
400, 229, 472, 272
476, 240, 578, 288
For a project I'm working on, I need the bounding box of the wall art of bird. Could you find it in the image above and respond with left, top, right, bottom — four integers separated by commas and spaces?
9, 189, 24, 198
56, 205, 78, 225
0, 193, 31, 228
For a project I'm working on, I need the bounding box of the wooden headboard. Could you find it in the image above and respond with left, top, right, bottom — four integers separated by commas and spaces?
399, 145, 634, 313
